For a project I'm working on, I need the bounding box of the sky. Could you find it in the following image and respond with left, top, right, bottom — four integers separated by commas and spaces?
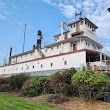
0, 0, 110, 63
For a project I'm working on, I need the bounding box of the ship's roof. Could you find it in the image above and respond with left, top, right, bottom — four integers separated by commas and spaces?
45, 35, 103, 48
11, 50, 34, 58
54, 31, 70, 38
68, 18, 98, 29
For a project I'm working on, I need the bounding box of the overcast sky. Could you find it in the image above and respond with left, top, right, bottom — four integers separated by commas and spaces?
0, 0, 110, 63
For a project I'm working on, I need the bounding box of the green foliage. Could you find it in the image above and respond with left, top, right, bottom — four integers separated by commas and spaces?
9, 73, 30, 90
72, 70, 110, 102
82, 65, 86, 71
22, 76, 50, 96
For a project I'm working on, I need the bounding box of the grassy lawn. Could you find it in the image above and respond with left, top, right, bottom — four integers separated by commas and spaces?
0, 93, 61, 110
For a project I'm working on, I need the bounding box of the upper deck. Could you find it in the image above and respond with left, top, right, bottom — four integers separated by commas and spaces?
9, 18, 102, 65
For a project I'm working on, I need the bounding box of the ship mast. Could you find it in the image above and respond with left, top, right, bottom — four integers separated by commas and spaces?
23, 24, 26, 53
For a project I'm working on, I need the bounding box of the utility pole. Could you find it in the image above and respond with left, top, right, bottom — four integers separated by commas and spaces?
23, 24, 26, 53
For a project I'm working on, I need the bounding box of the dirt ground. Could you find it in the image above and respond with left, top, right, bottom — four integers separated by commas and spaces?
27, 94, 110, 110
59, 97, 110, 110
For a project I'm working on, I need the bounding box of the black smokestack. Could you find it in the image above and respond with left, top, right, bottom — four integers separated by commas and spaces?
33, 45, 35, 49
10, 47, 12, 57
36, 30, 42, 49
9, 47, 12, 65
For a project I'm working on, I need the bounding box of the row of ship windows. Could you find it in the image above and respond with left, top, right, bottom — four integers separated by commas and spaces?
45, 45, 60, 52
3, 61, 67, 72
20, 53, 33, 58
70, 21, 95, 30
86, 42, 97, 50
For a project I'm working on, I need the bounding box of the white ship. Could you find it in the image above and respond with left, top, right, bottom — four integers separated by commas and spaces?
0, 16, 109, 77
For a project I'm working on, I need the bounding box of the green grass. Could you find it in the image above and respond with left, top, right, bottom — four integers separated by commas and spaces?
0, 93, 61, 110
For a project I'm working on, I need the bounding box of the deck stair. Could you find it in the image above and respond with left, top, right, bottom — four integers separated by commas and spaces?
36, 49, 45, 58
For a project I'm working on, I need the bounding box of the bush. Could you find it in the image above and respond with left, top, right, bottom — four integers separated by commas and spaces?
9, 73, 30, 90
50, 69, 77, 95
72, 70, 110, 102
47, 94, 69, 104
0, 84, 11, 92
21, 76, 50, 97
0, 78, 9, 85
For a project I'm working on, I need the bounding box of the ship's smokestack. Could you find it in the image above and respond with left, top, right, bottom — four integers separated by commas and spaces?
10, 47, 12, 57
33, 45, 35, 49
9, 47, 12, 65
36, 30, 42, 49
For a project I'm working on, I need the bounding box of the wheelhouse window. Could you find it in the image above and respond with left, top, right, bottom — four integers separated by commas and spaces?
81, 21, 83, 25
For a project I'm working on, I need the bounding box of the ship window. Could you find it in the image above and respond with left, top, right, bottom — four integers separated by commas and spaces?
86, 43, 88, 46
81, 21, 83, 25
85, 22, 86, 25
71, 25, 72, 28
21, 67, 23, 70
51, 63, 53, 67
57, 46, 59, 49
33, 66, 34, 69
64, 61, 67, 65
88, 24, 89, 27
90, 26, 91, 28
74, 24, 75, 27
51, 47, 53, 50
41, 64, 43, 68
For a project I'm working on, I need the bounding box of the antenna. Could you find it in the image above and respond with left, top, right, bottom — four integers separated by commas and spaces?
108, 8, 110, 12
75, 11, 82, 20
23, 24, 26, 53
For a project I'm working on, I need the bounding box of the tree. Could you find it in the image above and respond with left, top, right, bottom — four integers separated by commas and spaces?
72, 70, 110, 102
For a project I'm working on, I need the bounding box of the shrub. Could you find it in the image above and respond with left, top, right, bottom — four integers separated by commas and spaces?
21, 76, 50, 97
9, 73, 30, 90
72, 70, 110, 102
47, 94, 69, 104
0, 84, 11, 92
0, 78, 9, 85
50, 69, 77, 95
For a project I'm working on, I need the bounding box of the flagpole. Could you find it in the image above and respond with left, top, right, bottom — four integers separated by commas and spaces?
23, 24, 26, 53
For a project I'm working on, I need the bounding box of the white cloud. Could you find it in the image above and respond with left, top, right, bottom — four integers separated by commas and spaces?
76, 3, 81, 8
41, 0, 110, 54
58, 3, 76, 18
